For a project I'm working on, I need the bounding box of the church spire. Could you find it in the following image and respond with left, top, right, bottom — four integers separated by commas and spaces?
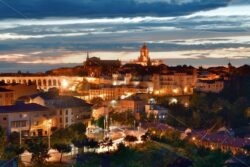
86, 51, 89, 60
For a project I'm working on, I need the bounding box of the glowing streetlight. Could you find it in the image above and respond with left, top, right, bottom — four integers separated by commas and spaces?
46, 119, 52, 149
61, 79, 69, 89
172, 88, 179, 94
169, 98, 178, 105
110, 100, 117, 107
184, 87, 188, 93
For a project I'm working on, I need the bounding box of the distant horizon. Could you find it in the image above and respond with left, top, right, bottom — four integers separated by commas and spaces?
0, 56, 247, 74
0, 0, 250, 72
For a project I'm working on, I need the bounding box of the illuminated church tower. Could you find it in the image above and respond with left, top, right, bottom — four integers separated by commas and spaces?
137, 43, 151, 66
139, 43, 149, 62
131, 43, 163, 66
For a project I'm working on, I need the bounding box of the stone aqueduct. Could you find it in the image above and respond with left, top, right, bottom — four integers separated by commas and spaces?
0, 76, 86, 90
0, 76, 110, 90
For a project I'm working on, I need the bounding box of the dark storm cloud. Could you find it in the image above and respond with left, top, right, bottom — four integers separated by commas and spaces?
0, 0, 231, 19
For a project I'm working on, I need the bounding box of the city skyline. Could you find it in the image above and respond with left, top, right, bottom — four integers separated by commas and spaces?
0, 0, 250, 72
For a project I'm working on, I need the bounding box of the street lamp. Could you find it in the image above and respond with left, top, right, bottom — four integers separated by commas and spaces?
46, 119, 52, 149
62, 79, 69, 89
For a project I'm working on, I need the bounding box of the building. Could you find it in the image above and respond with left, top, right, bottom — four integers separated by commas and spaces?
145, 104, 168, 120
132, 43, 162, 66
0, 83, 38, 101
196, 79, 224, 93
0, 88, 14, 106
0, 103, 55, 136
152, 71, 196, 96
83, 55, 121, 77
21, 92, 92, 128
92, 106, 109, 120
0, 75, 84, 91
119, 94, 147, 113
88, 85, 147, 101
189, 130, 250, 155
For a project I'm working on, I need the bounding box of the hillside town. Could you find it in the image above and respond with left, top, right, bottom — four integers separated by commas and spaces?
0, 44, 250, 166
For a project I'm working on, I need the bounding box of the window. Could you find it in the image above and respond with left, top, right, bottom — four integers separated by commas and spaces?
60, 118, 62, 123
21, 121, 26, 127
65, 117, 68, 123
11, 121, 26, 127
65, 110, 68, 115
59, 110, 62, 115
3, 117, 7, 121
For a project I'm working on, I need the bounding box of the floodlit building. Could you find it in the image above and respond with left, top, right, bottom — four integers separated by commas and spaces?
196, 79, 224, 93
132, 43, 162, 66
119, 94, 147, 113
0, 103, 55, 136
88, 85, 147, 101
19, 92, 92, 128
0, 88, 14, 106
83, 54, 121, 77
152, 71, 196, 96
0, 83, 38, 101
145, 104, 168, 120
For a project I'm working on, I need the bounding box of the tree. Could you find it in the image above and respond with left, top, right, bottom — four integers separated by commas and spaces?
8, 131, 19, 144
0, 126, 5, 156
90, 97, 104, 107
95, 116, 105, 129
192, 149, 230, 167
124, 135, 138, 145
88, 139, 99, 153
52, 143, 71, 163
76, 79, 90, 93
27, 140, 50, 165
69, 122, 86, 139
141, 134, 149, 142
72, 138, 88, 154
3, 144, 25, 159
100, 137, 113, 152
111, 110, 135, 126
51, 128, 72, 145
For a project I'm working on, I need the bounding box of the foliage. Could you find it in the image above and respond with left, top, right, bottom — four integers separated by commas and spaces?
52, 143, 71, 163
140, 134, 149, 142
124, 135, 138, 144
93, 116, 105, 129
3, 144, 25, 159
8, 131, 20, 144
100, 137, 113, 152
90, 97, 104, 107
110, 110, 135, 126
75, 153, 100, 167
0, 126, 5, 153
148, 128, 230, 167
156, 91, 249, 129
87, 139, 99, 152
51, 122, 86, 145
72, 137, 88, 153
192, 149, 230, 167
76, 79, 90, 93
27, 139, 50, 165
69, 122, 86, 138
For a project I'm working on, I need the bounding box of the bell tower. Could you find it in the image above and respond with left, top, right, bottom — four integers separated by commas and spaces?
140, 43, 149, 62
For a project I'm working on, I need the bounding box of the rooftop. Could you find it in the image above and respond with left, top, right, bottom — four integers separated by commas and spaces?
0, 103, 50, 113
0, 87, 13, 92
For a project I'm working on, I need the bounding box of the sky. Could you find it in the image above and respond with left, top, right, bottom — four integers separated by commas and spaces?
0, 0, 250, 72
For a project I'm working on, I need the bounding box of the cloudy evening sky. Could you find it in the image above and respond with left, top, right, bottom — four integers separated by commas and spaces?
0, 0, 250, 72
